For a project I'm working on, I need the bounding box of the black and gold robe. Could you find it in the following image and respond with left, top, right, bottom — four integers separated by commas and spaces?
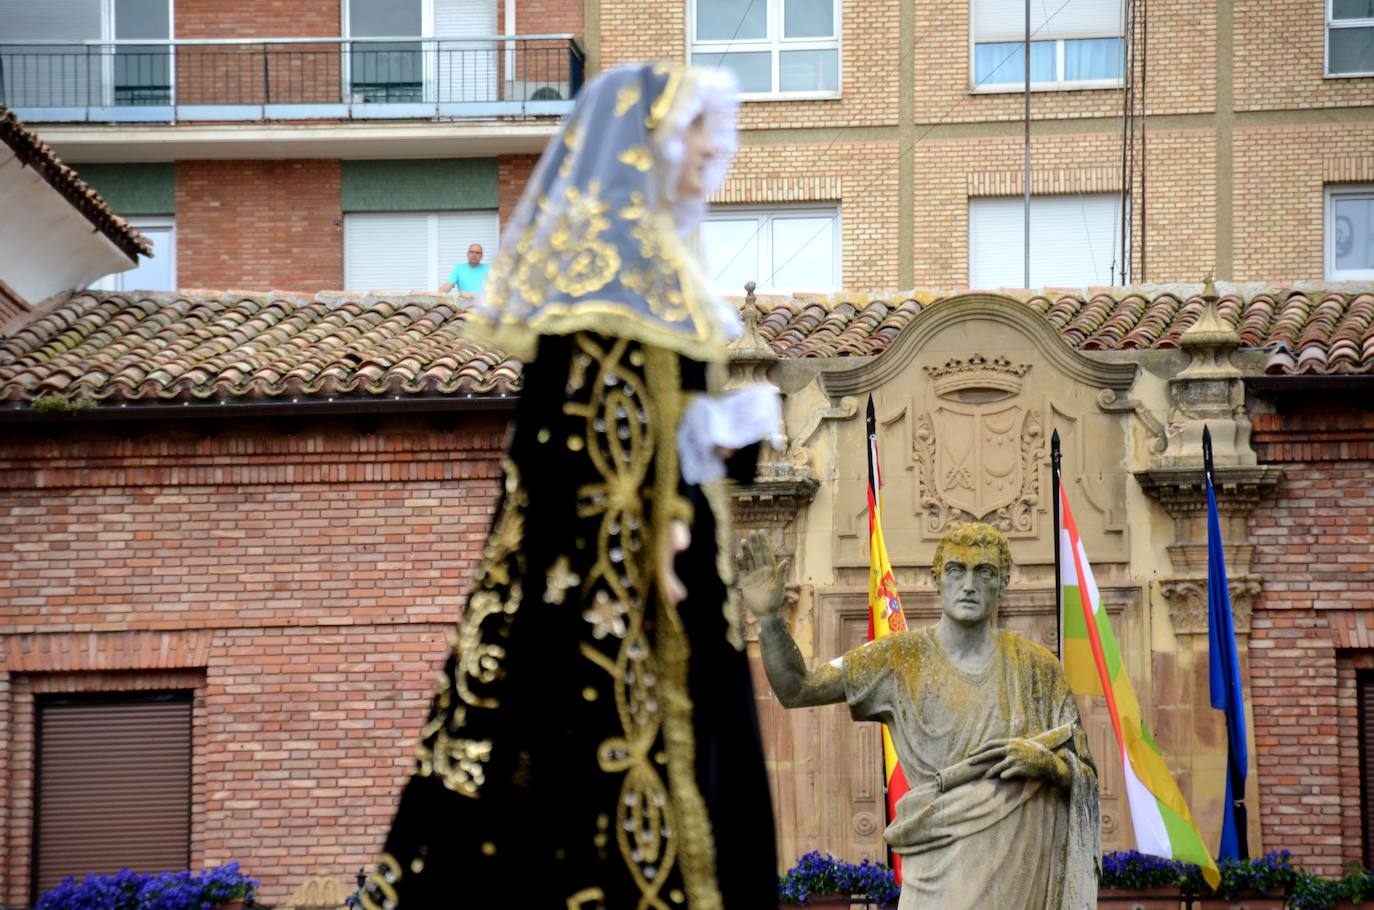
363, 332, 778, 910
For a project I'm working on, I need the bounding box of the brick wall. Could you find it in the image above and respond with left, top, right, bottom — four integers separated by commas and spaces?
911, 129, 1216, 286
720, 143, 901, 290
0, 415, 508, 904
1235, 0, 1374, 112
1248, 408, 1374, 874
175, 0, 340, 38
173, 0, 343, 105
599, 0, 898, 129
176, 160, 344, 293
915, 0, 1215, 124
498, 153, 539, 227
1232, 123, 1374, 283
512, 0, 583, 40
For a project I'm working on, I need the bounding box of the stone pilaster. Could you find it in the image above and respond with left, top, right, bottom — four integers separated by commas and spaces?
1133, 280, 1281, 854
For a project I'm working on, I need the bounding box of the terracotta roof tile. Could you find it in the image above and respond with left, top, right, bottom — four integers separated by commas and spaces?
0, 106, 151, 262
0, 291, 521, 403
3, 284, 1373, 408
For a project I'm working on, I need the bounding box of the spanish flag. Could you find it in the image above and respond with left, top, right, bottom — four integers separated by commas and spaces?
1057, 481, 1220, 889
866, 396, 910, 882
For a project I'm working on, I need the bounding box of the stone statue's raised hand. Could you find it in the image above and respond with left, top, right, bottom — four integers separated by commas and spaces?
967, 737, 1071, 790
737, 529, 789, 619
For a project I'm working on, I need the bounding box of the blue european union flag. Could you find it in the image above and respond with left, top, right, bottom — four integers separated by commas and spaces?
1207, 465, 1249, 860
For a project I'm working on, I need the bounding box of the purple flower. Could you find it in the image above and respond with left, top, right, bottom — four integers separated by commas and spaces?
779, 851, 899, 906
36, 863, 257, 910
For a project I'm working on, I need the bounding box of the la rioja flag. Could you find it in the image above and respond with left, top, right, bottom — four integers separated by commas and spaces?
1057, 479, 1220, 889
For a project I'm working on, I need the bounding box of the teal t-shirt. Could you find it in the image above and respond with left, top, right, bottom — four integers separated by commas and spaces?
448, 262, 490, 293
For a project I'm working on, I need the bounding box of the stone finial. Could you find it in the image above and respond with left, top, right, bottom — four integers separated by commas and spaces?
1178, 293, 1240, 367
1141, 278, 1255, 470
728, 279, 777, 386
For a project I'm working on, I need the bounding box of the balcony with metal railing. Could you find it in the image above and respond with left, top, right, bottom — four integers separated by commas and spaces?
0, 35, 584, 123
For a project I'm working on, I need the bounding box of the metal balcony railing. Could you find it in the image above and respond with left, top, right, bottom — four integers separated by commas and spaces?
0, 35, 584, 122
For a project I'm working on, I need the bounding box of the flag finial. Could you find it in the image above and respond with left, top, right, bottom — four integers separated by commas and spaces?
1202, 424, 1214, 485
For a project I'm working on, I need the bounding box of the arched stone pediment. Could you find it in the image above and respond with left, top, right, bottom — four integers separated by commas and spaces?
818, 293, 1139, 569
822, 293, 1138, 397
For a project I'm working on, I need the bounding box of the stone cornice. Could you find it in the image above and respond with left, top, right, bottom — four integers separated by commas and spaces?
1134, 465, 1283, 515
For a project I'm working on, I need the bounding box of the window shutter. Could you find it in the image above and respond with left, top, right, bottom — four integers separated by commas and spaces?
345, 213, 432, 292
0, 0, 104, 105
0, 0, 101, 40
433, 0, 499, 102
974, 0, 1123, 43
35, 694, 192, 894
436, 211, 501, 288
969, 194, 1121, 288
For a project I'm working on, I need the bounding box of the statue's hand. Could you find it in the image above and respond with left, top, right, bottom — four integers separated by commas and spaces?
968, 737, 1071, 789
660, 519, 691, 606
736, 529, 789, 619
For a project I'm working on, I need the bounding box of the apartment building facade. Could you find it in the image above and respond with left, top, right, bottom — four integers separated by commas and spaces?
1, 0, 583, 295
591, 0, 1374, 293
8, 1, 1374, 295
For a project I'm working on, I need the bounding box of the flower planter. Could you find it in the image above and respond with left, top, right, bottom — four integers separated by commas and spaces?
780, 899, 859, 909
214, 901, 247, 910
1189, 893, 1286, 910
1097, 886, 1184, 909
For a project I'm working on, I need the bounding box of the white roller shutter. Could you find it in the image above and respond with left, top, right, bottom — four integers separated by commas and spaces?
0, 0, 103, 106
974, 0, 1123, 43
345, 213, 431, 292
433, 0, 498, 103
345, 211, 500, 292
968, 194, 1120, 289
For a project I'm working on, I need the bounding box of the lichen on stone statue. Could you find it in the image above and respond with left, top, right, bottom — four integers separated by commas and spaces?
740, 522, 1101, 910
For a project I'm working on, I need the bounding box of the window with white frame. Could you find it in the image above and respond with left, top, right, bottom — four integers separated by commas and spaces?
1328, 0, 1374, 76
344, 211, 500, 291
689, 0, 841, 97
93, 217, 176, 292
968, 194, 1122, 288
699, 206, 840, 293
1326, 186, 1374, 279
970, 0, 1123, 91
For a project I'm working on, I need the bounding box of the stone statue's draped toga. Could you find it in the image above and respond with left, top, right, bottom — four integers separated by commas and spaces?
844, 627, 1101, 910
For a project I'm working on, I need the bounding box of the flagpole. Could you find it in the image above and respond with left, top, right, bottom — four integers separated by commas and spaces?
867, 395, 877, 494
1051, 430, 1062, 662
867, 395, 878, 644
866, 393, 899, 877
1204, 424, 1250, 860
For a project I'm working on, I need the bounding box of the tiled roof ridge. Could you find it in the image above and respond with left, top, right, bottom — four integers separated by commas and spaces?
0, 105, 152, 262
739, 284, 1374, 373
2, 286, 1372, 406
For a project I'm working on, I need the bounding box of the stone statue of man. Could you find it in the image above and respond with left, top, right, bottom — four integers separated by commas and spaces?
742, 521, 1100, 910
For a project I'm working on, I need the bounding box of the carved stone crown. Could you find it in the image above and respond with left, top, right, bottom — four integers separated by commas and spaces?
922, 353, 1031, 396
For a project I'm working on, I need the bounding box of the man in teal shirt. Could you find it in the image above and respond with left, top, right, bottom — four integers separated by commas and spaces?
440, 243, 490, 293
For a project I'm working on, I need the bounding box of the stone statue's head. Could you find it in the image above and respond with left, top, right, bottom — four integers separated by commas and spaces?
931, 522, 1012, 624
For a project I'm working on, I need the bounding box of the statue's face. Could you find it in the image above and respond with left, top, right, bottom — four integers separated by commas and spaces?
937, 543, 1005, 625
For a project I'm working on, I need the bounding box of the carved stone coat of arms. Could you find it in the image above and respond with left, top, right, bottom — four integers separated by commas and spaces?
914, 354, 1043, 537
